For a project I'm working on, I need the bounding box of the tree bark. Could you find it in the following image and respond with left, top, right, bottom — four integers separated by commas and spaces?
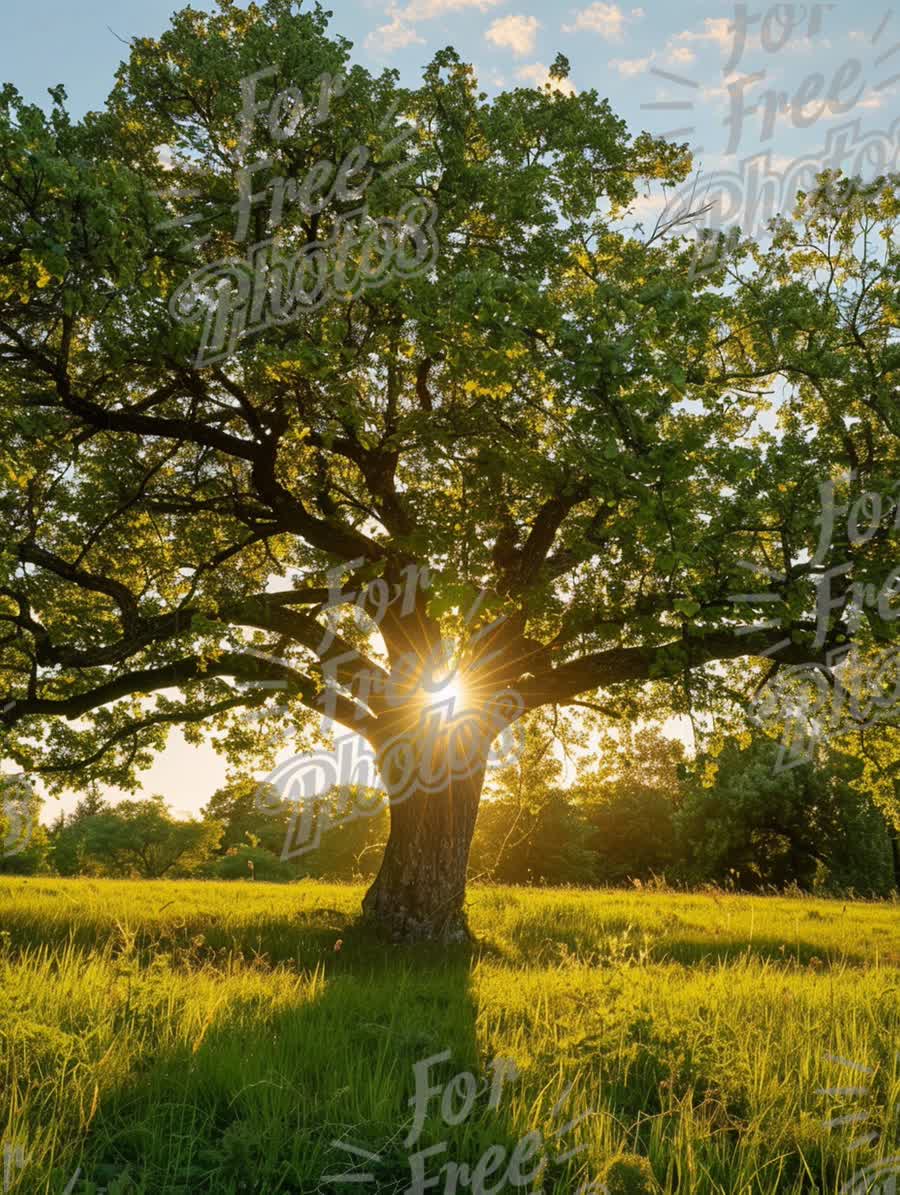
359, 620, 520, 942
362, 751, 487, 943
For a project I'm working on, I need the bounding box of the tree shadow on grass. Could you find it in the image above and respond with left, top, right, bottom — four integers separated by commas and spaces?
486, 911, 884, 969
68, 920, 503, 1194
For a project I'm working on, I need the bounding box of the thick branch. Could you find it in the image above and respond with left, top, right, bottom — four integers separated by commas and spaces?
0, 650, 370, 734
516, 625, 833, 710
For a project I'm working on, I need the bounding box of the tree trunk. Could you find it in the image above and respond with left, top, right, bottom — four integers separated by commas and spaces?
362, 751, 487, 943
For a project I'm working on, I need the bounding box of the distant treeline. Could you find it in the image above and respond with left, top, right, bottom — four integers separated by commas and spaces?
3, 732, 898, 896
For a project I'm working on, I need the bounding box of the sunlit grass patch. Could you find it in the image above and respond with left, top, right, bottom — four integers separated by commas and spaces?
0, 878, 896, 1193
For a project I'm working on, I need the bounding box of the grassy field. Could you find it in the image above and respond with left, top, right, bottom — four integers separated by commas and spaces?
0, 878, 897, 1194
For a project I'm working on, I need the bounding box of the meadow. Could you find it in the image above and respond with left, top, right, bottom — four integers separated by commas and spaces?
0, 878, 897, 1194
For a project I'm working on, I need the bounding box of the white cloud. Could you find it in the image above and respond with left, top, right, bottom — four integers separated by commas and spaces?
672, 15, 830, 61
857, 91, 888, 109
700, 75, 743, 102
665, 45, 696, 66
402, 0, 505, 17
486, 14, 540, 56
609, 54, 652, 77
793, 89, 893, 120
673, 17, 735, 49
365, 16, 425, 52
517, 61, 578, 96
366, 0, 505, 54
562, 3, 642, 41
608, 38, 696, 77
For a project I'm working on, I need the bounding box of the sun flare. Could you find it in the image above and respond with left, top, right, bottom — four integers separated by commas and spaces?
427, 672, 467, 712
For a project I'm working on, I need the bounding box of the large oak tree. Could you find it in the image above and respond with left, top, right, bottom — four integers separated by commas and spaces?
1, 0, 897, 939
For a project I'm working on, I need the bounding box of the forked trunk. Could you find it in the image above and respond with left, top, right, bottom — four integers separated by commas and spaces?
362, 751, 487, 943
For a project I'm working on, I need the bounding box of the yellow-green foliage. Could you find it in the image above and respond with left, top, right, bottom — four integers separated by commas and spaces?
0, 879, 897, 1193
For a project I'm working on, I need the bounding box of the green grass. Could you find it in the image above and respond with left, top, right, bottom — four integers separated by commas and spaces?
0, 878, 897, 1193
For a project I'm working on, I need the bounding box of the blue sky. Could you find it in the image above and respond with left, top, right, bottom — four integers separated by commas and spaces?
2, 0, 897, 817
4, 0, 897, 170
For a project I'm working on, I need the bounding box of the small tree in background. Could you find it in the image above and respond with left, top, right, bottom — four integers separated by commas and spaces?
207, 841, 296, 883
201, 777, 294, 859
470, 714, 595, 885
574, 727, 683, 885
295, 786, 390, 882
76, 795, 222, 879
675, 737, 896, 896
48, 783, 110, 875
